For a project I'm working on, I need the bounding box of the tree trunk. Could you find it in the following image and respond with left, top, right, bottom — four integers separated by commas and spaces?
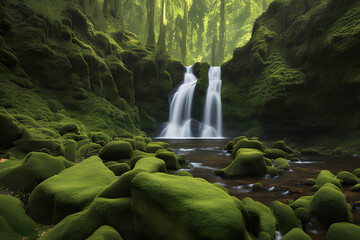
180, 2, 188, 65
147, 0, 156, 47
157, 0, 166, 53
103, 0, 108, 15
218, 0, 226, 65
211, 35, 217, 66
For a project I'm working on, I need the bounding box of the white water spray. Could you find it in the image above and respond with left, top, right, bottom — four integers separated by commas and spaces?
160, 66, 198, 138
201, 66, 223, 137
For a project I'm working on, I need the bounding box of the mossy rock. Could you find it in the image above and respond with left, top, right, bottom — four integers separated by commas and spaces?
326, 222, 360, 240
145, 142, 165, 153
266, 166, 278, 177
2, 152, 73, 192
264, 148, 287, 159
134, 137, 147, 151
28, 156, 116, 224
213, 183, 229, 194
59, 123, 80, 136
290, 196, 313, 211
242, 197, 276, 239
281, 228, 311, 240
232, 139, 265, 158
309, 185, 353, 228
264, 157, 272, 166
131, 172, 250, 240
300, 149, 321, 156
61, 139, 77, 162
0, 195, 38, 239
39, 197, 135, 240
304, 178, 315, 186
270, 200, 302, 235
99, 141, 133, 162
224, 141, 234, 151
177, 154, 188, 166
272, 141, 294, 154
174, 170, 193, 177
313, 170, 343, 191
86, 225, 123, 240
350, 183, 360, 192
106, 162, 130, 176
274, 158, 290, 170
353, 168, 360, 178
89, 132, 110, 146
155, 150, 180, 170
133, 157, 167, 173
252, 183, 265, 192
215, 148, 267, 178
336, 171, 359, 185
294, 207, 309, 224
0, 111, 23, 148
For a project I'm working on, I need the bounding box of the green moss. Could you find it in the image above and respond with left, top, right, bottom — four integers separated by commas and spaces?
270, 200, 302, 235
252, 183, 264, 192
89, 131, 110, 146
264, 148, 287, 159
131, 172, 250, 240
145, 142, 165, 153
232, 139, 265, 158
0, 195, 38, 238
294, 207, 309, 225
28, 156, 116, 224
336, 171, 359, 185
326, 222, 360, 240
106, 162, 130, 176
86, 225, 123, 240
264, 157, 272, 166
274, 157, 290, 170
215, 148, 267, 178
281, 228, 311, 240
61, 139, 77, 162
353, 168, 360, 178
99, 141, 133, 162
290, 196, 313, 211
313, 170, 343, 191
309, 185, 353, 228
350, 183, 360, 192
300, 149, 321, 156
155, 150, 180, 170
304, 178, 315, 186
272, 141, 294, 154
174, 170, 193, 177
0, 111, 23, 148
133, 157, 167, 173
1, 152, 73, 192
266, 166, 278, 177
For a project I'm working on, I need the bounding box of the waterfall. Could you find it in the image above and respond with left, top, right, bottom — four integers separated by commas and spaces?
159, 65, 223, 138
201, 67, 223, 137
160, 66, 198, 138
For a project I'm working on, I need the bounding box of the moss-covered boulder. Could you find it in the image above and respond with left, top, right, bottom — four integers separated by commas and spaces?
59, 122, 80, 136
61, 139, 77, 162
145, 142, 165, 153
304, 178, 315, 186
272, 141, 294, 154
28, 156, 116, 224
155, 150, 180, 170
266, 166, 279, 177
326, 222, 360, 240
309, 186, 353, 228
290, 196, 312, 211
86, 225, 123, 240
0, 111, 22, 149
232, 139, 265, 158
350, 183, 360, 192
99, 141, 133, 162
294, 207, 309, 225
281, 228, 311, 240
105, 162, 130, 176
353, 168, 360, 178
174, 170, 193, 177
0, 195, 37, 240
215, 148, 267, 178
242, 197, 276, 239
274, 158, 290, 170
133, 157, 167, 173
313, 170, 343, 191
131, 172, 250, 240
252, 183, 264, 192
264, 148, 287, 159
336, 171, 359, 185
1, 152, 73, 192
270, 200, 302, 235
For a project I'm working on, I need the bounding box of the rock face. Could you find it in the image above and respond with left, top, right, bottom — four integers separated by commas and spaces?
221, 0, 360, 143
131, 172, 250, 240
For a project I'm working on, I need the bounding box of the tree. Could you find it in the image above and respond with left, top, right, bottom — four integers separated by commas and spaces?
157, 0, 166, 53
146, 0, 156, 47
180, 1, 188, 64
218, 0, 226, 64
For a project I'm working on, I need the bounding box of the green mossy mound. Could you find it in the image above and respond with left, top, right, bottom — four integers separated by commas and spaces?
272, 141, 294, 154
155, 150, 180, 170
1, 152, 73, 192
326, 222, 360, 240
86, 225, 123, 240
281, 228, 311, 240
270, 200, 302, 235
40, 197, 134, 240
232, 139, 265, 158
252, 183, 264, 192
133, 157, 167, 173
309, 186, 353, 228
28, 156, 116, 224
294, 208, 309, 225
242, 197, 276, 239
145, 142, 165, 153
266, 166, 279, 177
174, 170, 193, 177
353, 168, 360, 178
61, 139, 77, 162
131, 172, 250, 240
313, 170, 343, 191
0, 111, 23, 149
0, 195, 37, 239
304, 178, 315, 186
215, 148, 267, 178
264, 148, 287, 160
105, 162, 130, 176
336, 171, 359, 185
290, 196, 313, 211
350, 183, 360, 192
274, 157, 290, 171
99, 141, 133, 162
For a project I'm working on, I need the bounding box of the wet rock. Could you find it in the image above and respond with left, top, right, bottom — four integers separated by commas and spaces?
336, 171, 359, 185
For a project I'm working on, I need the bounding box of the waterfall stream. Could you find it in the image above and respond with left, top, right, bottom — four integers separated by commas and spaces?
160, 65, 223, 138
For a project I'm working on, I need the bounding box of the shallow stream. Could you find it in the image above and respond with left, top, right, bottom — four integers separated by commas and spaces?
162, 139, 360, 239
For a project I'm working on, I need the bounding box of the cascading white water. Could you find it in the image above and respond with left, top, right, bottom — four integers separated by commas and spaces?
201, 66, 223, 137
160, 66, 198, 138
